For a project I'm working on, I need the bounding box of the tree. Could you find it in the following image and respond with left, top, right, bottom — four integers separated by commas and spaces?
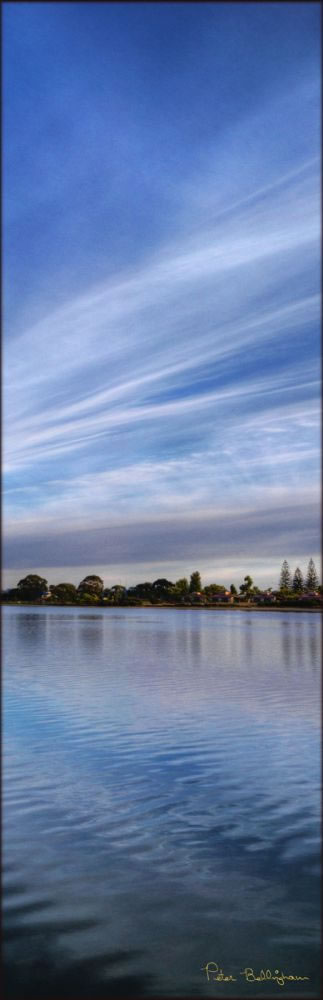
79, 592, 99, 605
152, 579, 174, 602
78, 575, 104, 597
292, 567, 304, 593
129, 582, 154, 601
17, 574, 48, 601
239, 575, 254, 597
174, 577, 189, 595
1, 588, 18, 602
50, 583, 77, 603
230, 584, 237, 595
109, 585, 127, 604
305, 558, 319, 591
189, 571, 202, 593
279, 560, 292, 591
204, 583, 226, 595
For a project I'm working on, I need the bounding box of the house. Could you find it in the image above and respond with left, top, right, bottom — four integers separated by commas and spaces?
254, 591, 276, 604
208, 590, 233, 603
40, 588, 53, 602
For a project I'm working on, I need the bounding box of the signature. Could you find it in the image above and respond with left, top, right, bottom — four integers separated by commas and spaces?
201, 962, 310, 986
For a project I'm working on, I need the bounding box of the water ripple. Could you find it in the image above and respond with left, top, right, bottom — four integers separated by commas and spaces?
3, 606, 321, 998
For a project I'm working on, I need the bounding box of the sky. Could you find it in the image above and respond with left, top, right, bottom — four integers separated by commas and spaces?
3, 1, 321, 591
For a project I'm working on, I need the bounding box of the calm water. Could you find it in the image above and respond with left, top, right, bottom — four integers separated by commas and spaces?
3, 606, 321, 998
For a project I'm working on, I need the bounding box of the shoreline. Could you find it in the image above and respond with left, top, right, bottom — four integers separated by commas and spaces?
2, 601, 321, 613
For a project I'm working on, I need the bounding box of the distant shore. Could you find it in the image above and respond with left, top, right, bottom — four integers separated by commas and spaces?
2, 601, 320, 613
4, 565, 321, 610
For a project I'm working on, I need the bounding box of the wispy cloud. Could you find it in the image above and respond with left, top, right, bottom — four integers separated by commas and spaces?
3, 5, 320, 584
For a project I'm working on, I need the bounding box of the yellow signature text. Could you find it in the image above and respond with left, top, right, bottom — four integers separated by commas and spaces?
201, 963, 237, 982
201, 962, 310, 987
241, 968, 310, 986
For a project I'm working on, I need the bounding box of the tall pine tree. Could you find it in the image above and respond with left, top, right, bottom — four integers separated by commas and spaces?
279, 560, 292, 591
292, 567, 304, 592
305, 558, 319, 590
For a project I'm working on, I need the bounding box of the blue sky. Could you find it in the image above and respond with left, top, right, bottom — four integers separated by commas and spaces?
3, 1, 321, 589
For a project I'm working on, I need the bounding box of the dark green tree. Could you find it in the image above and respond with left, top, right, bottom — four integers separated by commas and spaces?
174, 577, 189, 596
292, 567, 304, 593
17, 574, 48, 601
279, 560, 292, 591
79, 592, 99, 605
189, 571, 202, 592
1, 588, 18, 602
239, 575, 254, 597
78, 575, 104, 597
305, 558, 319, 590
128, 582, 154, 602
109, 585, 127, 604
230, 584, 237, 595
50, 583, 77, 603
152, 579, 174, 602
204, 583, 226, 595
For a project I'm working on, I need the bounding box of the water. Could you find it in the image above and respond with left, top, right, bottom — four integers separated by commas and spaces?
3, 605, 321, 998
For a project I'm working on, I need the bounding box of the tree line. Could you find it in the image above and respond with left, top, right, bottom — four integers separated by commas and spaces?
279, 558, 319, 593
1, 560, 321, 606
